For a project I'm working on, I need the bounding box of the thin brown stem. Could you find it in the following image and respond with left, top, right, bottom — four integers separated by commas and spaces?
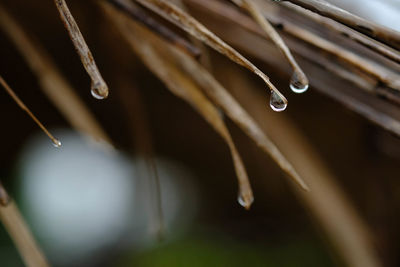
133, 0, 288, 109
105, 0, 309, 191
279, 0, 400, 50
0, 183, 50, 267
0, 5, 112, 144
102, 1, 255, 208
0, 76, 61, 147
186, 0, 400, 92
282, 2, 400, 64
233, 0, 309, 92
222, 64, 382, 267
54, 0, 109, 99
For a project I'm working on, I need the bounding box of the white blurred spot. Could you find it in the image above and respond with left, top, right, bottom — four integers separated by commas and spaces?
17, 130, 199, 265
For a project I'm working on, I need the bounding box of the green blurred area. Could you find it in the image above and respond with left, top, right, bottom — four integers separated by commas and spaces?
118, 232, 333, 267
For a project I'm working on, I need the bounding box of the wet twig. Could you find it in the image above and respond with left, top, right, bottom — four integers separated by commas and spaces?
54, 0, 109, 99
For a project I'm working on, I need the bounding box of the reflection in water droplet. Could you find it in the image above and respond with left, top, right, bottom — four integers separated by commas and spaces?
91, 88, 105, 100
269, 91, 287, 112
290, 72, 309, 93
90, 82, 108, 100
52, 139, 62, 148
237, 191, 254, 209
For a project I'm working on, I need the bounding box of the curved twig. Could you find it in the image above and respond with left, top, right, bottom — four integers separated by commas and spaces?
133, 0, 288, 110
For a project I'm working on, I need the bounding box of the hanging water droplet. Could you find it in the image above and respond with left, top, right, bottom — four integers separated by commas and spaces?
52, 139, 62, 148
91, 82, 109, 100
269, 91, 287, 112
290, 72, 309, 93
237, 191, 254, 209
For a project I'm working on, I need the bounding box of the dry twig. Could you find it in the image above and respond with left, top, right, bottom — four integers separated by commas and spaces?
281, 2, 400, 64
0, 76, 61, 147
102, 2, 255, 208
186, 0, 400, 92
0, 183, 50, 267
0, 6, 112, 144
279, 0, 400, 50
221, 63, 382, 267
133, 0, 288, 111
232, 0, 309, 93
103, 1, 309, 191
54, 0, 109, 99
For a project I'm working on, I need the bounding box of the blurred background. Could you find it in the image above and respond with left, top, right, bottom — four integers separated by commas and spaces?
0, 0, 399, 266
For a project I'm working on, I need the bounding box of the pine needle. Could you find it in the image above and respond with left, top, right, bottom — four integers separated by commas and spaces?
133, 0, 288, 109
54, 0, 109, 99
103, 2, 254, 208
0, 76, 61, 148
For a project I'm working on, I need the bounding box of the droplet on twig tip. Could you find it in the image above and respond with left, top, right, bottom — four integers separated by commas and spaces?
52, 139, 62, 148
237, 190, 254, 210
269, 91, 287, 112
290, 71, 309, 94
91, 82, 109, 100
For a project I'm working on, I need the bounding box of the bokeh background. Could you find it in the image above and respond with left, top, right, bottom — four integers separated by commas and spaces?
0, 0, 399, 266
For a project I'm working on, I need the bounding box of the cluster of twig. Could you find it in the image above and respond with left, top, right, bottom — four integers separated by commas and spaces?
0, 0, 399, 266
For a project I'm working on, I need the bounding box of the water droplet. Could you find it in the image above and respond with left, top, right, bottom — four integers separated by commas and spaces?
237, 191, 254, 209
91, 88, 105, 99
269, 91, 287, 112
91, 82, 109, 100
290, 72, 309, 93
52, 139, 62, 148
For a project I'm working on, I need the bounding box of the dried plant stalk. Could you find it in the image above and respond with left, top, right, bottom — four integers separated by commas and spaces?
222, 64, 382, 267
282, 2, 400, 64
54, 0, 109, 99
133, 0, 287, 107
108, 0, 200, 57
193, 2, 400, 138
232, 0, 309, 92
281, 0, 400, 50
0, 184, 50, 267
0, 6, 112, 144
104, 1, 309, 191
0, 76, 61, 147
102, 2, 254, 208
187, 0, 400, 92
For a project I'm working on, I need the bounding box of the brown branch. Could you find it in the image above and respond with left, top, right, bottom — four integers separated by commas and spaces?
185, 0, 400, 138
102, 1, 255, 208
106, 0, 310, 191
221, 64, 382, 267
279, 0, 400, 50
133, 0, 288, 110
0, 76, 61, 148
0, 6, 112, 144
232, 0, 309, 93
282, 2, 400, 64
107, 0, 200, 58
53, 0, 109, 99
0, 183, 50, 267
186, 0, 400, 93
